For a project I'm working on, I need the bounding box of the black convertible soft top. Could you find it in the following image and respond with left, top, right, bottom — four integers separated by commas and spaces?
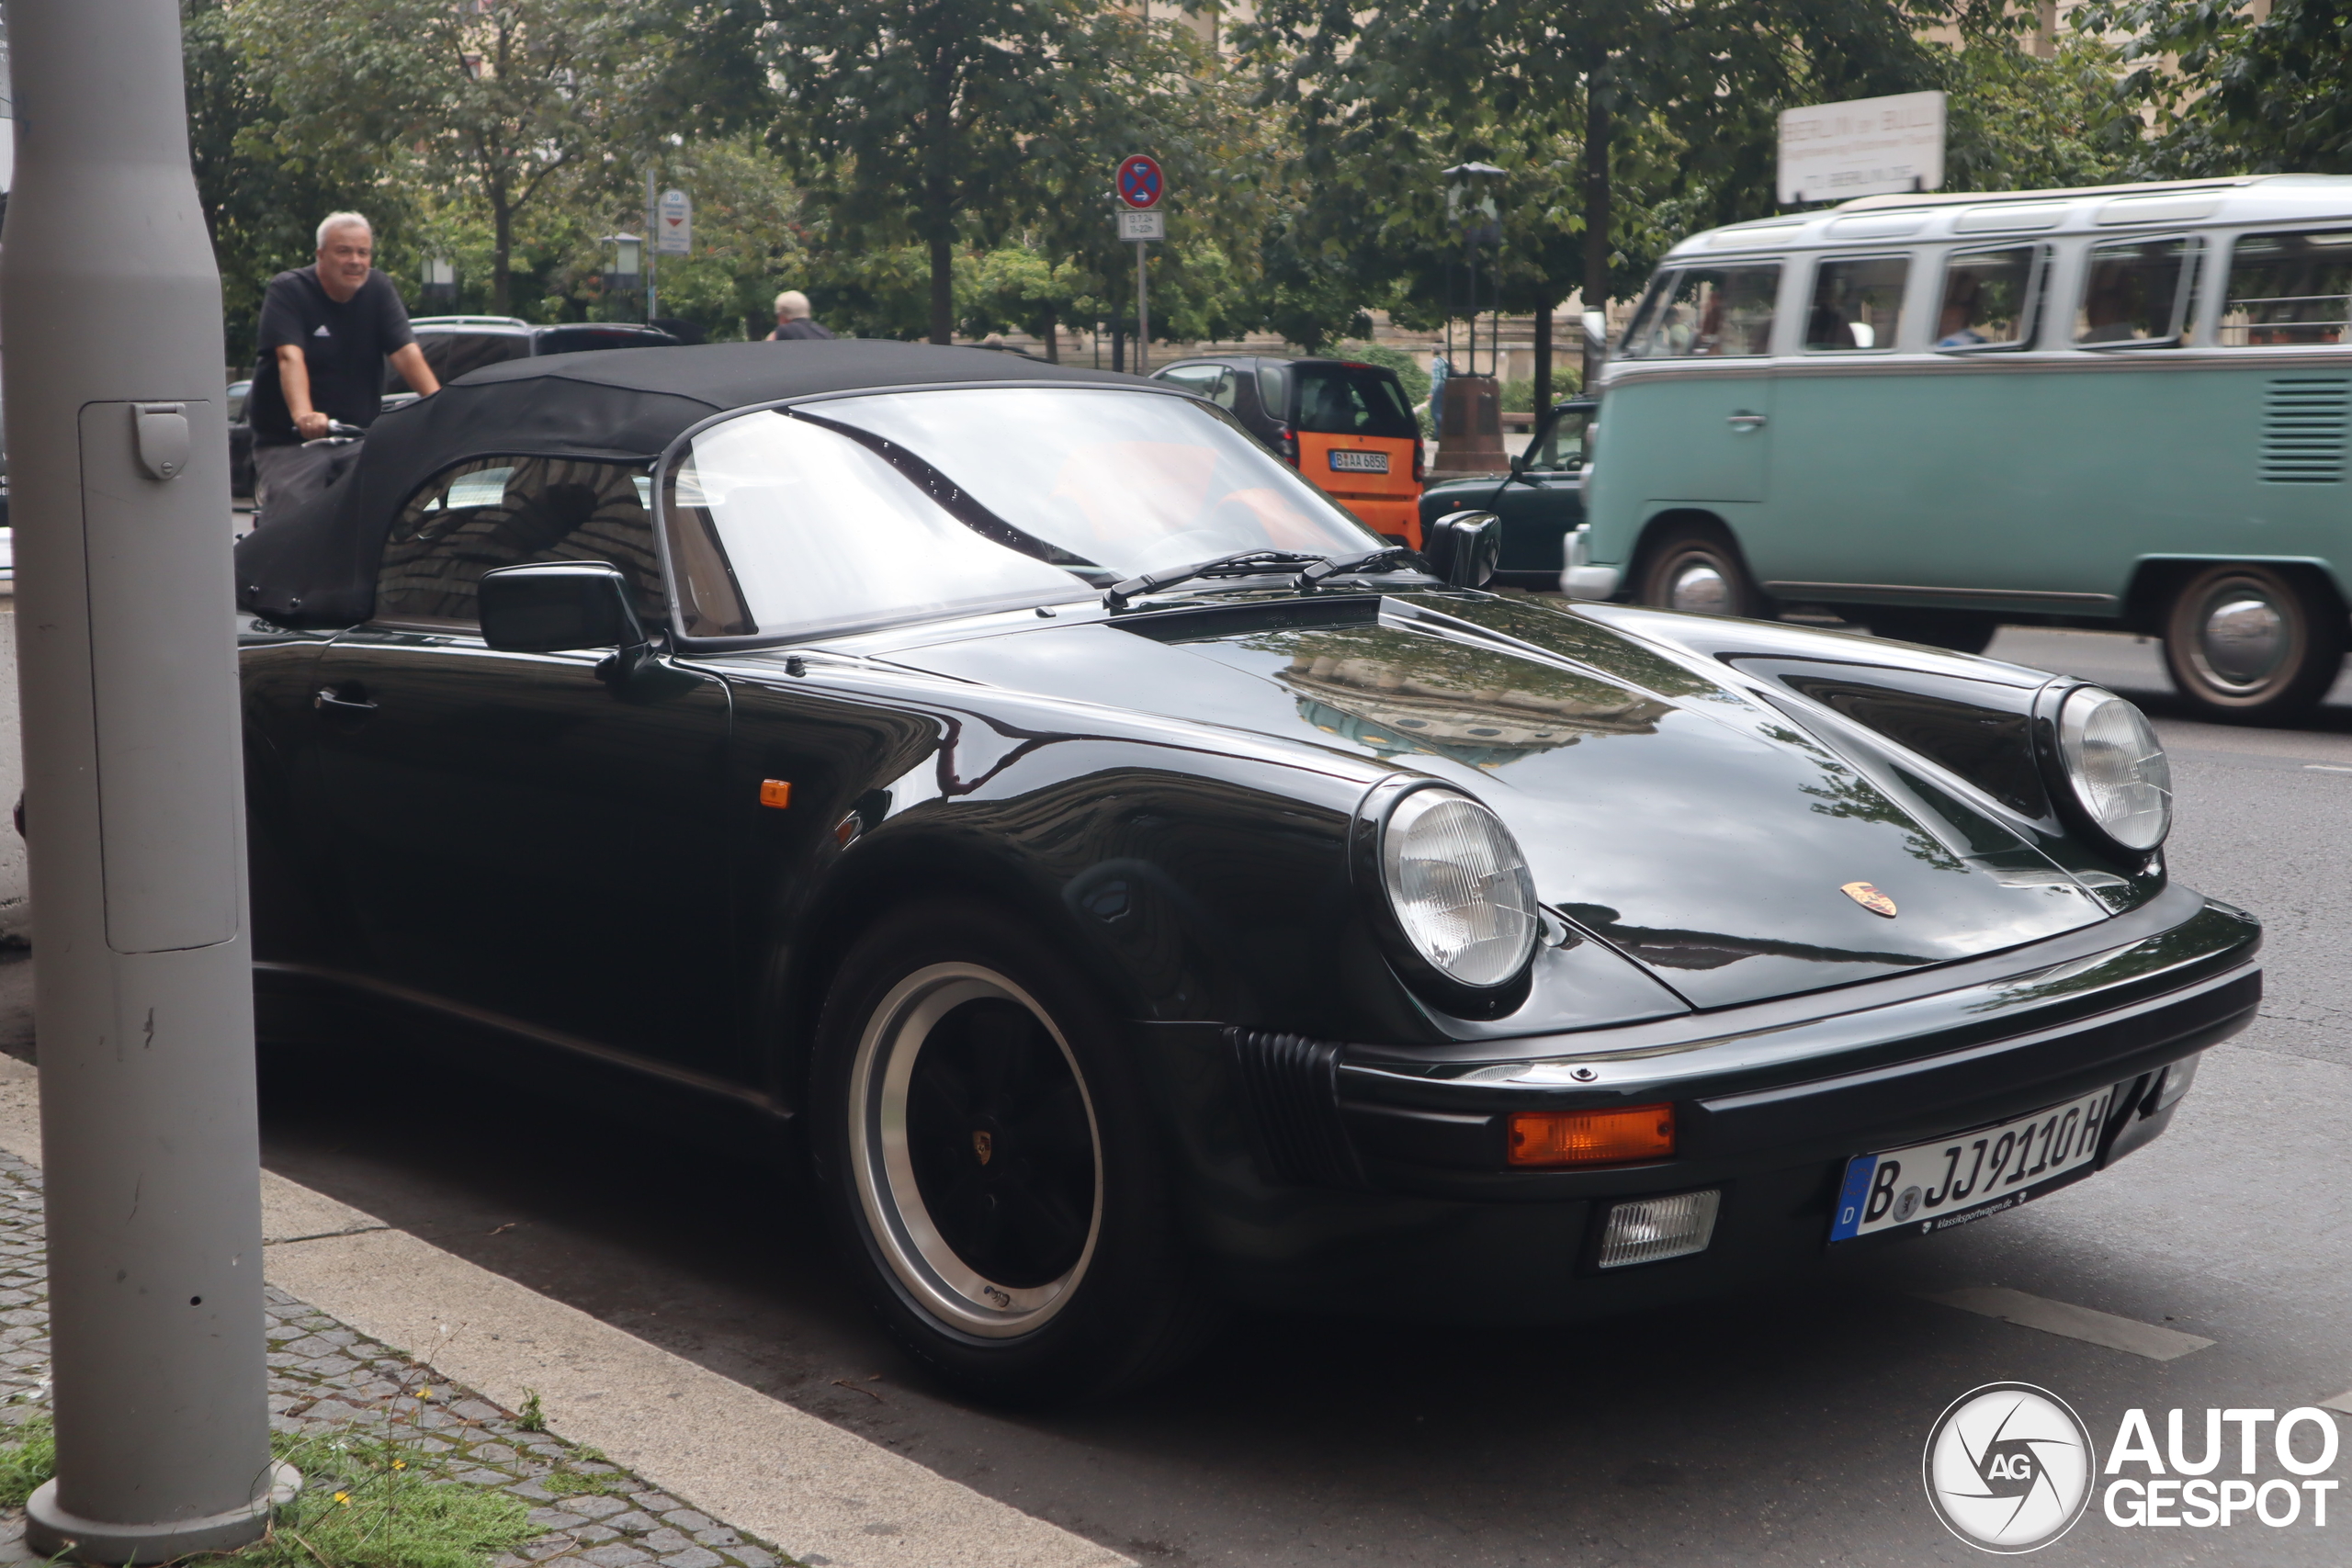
235, 339, 1134, 627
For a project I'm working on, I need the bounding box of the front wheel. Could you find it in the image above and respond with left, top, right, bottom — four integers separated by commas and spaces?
1634, 522, 1769, 618
810, 901, 1216, 1405
2162, 564, 2347, 720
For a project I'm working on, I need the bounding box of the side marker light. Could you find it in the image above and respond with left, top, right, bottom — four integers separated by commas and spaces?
1508, 1103, 1675, 1167
759, 779, 792, 809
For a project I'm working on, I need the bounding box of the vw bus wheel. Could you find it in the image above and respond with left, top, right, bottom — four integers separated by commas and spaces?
2162, 565, 2346, 720
811, 902, 1215, 1405
1636, 523, 1767, 619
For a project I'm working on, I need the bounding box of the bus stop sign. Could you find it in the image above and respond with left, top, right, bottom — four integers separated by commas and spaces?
1117, 154, 1163, 209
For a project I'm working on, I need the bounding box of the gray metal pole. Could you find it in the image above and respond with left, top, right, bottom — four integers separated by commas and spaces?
644, 165, 658, 324
2, 1, 292, 1560
1134, 240, 1148, 378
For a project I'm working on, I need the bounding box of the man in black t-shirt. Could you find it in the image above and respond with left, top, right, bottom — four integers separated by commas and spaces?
764, 289, 836, 341
249, 211, 441, 520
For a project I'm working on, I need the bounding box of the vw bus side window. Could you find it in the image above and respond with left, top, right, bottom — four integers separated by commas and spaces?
2075, 237, 2201, 346
1806, 255, 1908, 351
2219, 230, 2352, 346
1619, 264, 1781, 358
1935, 245, 2045, 351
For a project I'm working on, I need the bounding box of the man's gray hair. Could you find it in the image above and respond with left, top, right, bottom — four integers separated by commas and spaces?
774, 289, 811, 321
316, 211, 372, 247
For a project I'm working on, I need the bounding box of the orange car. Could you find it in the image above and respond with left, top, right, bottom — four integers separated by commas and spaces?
1152, 355, 1427, 548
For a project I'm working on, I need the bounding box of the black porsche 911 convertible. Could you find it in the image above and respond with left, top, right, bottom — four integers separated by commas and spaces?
234, 341, 2256, 1404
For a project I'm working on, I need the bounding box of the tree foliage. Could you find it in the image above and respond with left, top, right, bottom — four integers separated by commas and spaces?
2078, 0, 2352, 176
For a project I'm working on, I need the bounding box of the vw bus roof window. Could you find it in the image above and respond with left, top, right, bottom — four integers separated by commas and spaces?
2220, 230, 2352, 346
1618, 264, 1781, 359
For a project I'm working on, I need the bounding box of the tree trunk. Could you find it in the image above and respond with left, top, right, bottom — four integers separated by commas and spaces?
1041, 301, 1058, 363
1581, 50, 1612, 388
1533, 293, 1554, 411
492, 200, 513, 316
927, 225, 954, 344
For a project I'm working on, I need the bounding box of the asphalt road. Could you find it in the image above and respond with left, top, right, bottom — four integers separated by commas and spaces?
20, 626, 2352, 1565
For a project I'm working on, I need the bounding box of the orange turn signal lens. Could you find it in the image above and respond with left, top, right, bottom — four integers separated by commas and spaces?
759, 779, 792, 809
1507, 1104, 1675, 1167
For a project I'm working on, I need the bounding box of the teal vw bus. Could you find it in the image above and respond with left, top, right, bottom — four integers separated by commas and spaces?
1573, 175, 2352, 717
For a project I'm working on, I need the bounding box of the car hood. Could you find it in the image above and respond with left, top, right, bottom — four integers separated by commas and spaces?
864, 591, 2112, 1010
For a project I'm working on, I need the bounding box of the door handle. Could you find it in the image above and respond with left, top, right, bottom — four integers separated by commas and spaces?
1726, 412, 1769, 431
313, 684, 378, 716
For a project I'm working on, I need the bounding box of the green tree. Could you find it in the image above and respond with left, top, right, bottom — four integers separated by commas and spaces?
2077, 0, 2352, 176
766, 0, 1109, 344
1238, 1, 1944, 394
235, 0, 665, 313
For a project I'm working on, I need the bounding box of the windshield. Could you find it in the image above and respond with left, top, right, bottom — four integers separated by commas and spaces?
662, 387, 1384, 640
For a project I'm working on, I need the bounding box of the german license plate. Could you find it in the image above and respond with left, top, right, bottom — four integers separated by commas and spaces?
1329, 448, 1389, 474
1829, 1089, 2113, 1244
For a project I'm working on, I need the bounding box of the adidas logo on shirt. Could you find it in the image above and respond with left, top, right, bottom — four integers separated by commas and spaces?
313, 325, 332, 337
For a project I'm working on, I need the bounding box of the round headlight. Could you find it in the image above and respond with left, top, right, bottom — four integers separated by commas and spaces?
1379, 789, 1540, 987
2056, 686, 2171, 852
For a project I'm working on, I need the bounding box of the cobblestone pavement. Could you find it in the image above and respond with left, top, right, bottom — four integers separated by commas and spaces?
0, 1148, 797, 1568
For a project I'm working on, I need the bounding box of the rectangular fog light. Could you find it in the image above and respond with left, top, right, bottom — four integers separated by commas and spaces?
1596, 1189, 1721, 1269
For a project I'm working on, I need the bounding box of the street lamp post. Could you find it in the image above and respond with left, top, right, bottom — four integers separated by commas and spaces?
1432, 162, 1508, 479
601, 231, 643, 321
1, 0, 292, 1559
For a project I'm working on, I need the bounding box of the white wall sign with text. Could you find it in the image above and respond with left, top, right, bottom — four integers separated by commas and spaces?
1778, 91, 1946, 205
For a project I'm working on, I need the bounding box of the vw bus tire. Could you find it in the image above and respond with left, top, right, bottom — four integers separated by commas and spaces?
810, 900, 1216, 1406
2161, 564, 2347, 720
1636, 521, 1769, 619
1862, 607, 1999, 656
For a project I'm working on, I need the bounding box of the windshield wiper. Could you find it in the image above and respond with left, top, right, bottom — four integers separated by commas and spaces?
1102, 550, 1331, 609
1291, 545, 1426, 591
1104, 546, 1432, 609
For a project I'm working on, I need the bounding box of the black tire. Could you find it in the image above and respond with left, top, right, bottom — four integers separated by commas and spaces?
1634, 521, 1769, 618
1861, 607, 1999, 656
809, 900, 1217, 1406
2161, 564, 2347, 720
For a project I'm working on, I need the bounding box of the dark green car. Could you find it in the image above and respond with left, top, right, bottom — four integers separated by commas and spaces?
1419, 398, 1594, 588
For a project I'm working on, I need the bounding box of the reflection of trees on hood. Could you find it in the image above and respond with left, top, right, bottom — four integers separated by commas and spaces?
1799, 759, 1965, 874
1247, 626, 1668, 767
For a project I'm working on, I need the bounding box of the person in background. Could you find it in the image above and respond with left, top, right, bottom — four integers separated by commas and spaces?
248, 212, 440, 521
766, 290, 836, 341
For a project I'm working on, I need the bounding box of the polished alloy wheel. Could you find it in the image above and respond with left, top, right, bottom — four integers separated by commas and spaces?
847, 963, 1103, 1338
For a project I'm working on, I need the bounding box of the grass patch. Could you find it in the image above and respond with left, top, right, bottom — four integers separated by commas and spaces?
198, 1431, 534, 1568
0, 1408, 55, 1509
514, 1390, 545, 1435
537, 1466, 627, 1499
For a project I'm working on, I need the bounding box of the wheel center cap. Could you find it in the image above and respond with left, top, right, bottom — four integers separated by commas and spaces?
971, 1128, 994, 1166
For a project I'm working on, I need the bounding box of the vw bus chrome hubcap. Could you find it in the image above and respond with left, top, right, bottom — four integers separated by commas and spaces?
848, 964, 1102, 1338
1666, 558, 1731, 615
2197, 583, 2290, 689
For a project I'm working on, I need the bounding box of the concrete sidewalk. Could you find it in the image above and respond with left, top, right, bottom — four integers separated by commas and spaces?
0, 1057, 1129, 1568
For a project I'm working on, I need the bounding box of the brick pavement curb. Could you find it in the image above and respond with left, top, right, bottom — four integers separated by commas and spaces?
0, 1145, 800, 1568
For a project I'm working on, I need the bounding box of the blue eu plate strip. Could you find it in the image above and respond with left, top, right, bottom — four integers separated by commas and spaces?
1830, 1155, 1878, 1241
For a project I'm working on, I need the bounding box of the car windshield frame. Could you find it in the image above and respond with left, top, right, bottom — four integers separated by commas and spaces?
648, 379, 1406, 651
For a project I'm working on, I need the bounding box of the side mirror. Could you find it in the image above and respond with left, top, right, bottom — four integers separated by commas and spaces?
479, 560, 649, 675
1421, 510, 1501, 590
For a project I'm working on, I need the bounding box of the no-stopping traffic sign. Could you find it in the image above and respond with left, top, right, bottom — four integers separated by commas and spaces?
1116, 153, 1164, 209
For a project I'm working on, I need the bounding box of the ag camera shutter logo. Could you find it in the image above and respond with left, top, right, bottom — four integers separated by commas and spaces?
1924, 1382, 2097, 1552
